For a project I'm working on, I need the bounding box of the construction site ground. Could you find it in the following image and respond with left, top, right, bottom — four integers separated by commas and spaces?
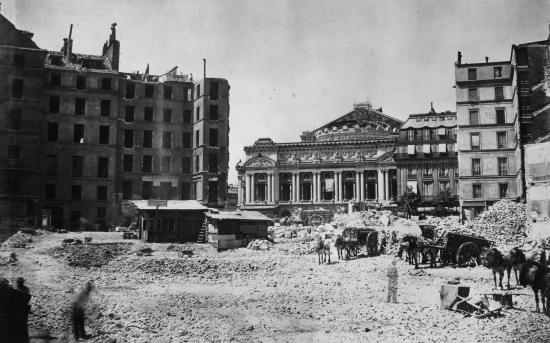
3, 231, 550, 343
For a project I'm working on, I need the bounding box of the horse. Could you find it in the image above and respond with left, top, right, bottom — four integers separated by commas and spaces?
480, 247, 512, 290
313, 236, 331, 265
334, 235, 345, 260
398, 236, 438, 269
519, 260, 550, 313
509, 247, 527, 286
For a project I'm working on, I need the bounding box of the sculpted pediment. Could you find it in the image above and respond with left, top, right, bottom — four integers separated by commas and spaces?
244, 156, 277, 167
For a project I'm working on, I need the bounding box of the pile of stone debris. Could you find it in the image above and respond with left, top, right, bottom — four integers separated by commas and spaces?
51, 243, 133, 268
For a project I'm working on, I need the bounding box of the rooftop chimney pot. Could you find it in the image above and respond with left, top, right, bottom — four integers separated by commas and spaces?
485, 56, 489, 63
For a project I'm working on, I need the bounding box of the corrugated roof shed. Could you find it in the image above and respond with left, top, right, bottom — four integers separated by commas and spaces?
205, 211, 273, 222
129, 200, 208, 211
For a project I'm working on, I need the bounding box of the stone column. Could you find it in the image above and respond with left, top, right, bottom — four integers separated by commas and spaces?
318, 172, 322, 202
385, 170, 390, 202
360, 171, 365, 201
338, 171, 343, 203
238, 176, 243, 204
312, 172, 317, 202
245, 173, 251, 204
291, 173, 296, 202
355, 171, 360, 200
334, 173, 339, 202
377, 169, 384, 202
296, 172, 301, 202
250, 173, 255, 203
267, 174, 272, 203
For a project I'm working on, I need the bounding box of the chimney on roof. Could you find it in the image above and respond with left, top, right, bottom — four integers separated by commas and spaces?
102, 23, 120, 71
457, 51, 462, 65
203, 59, 206, 79
64, 24, 73, 61
430, 102, 435, 114
485, 56, 489, 63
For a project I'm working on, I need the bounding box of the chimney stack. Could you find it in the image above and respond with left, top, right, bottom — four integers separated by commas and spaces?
65, 24, 73, 60
457, 51, 462, 65
485, 56, 489, 63
203, 59, 206, 79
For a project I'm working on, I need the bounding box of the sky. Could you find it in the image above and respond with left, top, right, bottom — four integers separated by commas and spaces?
3, 0, 549, 183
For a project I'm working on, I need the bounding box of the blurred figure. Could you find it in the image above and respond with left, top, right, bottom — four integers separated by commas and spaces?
71, 282, 93, 341
16, 277, 29, 294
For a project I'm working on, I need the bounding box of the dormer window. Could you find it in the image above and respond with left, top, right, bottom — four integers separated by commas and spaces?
494, 67, 503, 79
440, 117, 445, 121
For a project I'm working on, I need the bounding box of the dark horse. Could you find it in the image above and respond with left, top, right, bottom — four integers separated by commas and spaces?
509, 247, 527, 286
520, 260, 550, 313
480, 247, 512, 290
334, 235, 345, 260
398, 236, 438, 269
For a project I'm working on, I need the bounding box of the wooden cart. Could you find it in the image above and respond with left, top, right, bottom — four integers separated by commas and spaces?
342, 228, 379, 259
439, 233, 492, 267
404, 231, 492, 268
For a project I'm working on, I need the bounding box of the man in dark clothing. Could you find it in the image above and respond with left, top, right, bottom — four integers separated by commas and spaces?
16, 277, 29, 294
72, 282, 93, 340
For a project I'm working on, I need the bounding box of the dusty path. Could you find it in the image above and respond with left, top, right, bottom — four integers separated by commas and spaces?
2, 231, 550, 343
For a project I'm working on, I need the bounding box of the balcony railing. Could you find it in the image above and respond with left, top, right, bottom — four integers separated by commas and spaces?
401, 135, 457, 142
396, 195, 459, 204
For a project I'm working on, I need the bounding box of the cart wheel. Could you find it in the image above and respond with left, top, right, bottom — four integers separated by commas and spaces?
456, 242, 480, 267
366, 232, 378, 256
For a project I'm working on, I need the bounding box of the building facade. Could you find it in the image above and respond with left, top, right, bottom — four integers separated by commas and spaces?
455, 55, 522, 220
394, 106, 459, 208
236, 104, 402, 218
0, 13, 229, 230
0, 15, 48, 227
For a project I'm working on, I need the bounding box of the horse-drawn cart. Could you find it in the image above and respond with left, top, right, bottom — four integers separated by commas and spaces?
341, 228, 379, 259
441, 233, 492, 266
401, 231, 492, 268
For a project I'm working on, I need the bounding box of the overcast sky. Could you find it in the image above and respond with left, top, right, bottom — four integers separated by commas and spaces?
4, 0, 549, 183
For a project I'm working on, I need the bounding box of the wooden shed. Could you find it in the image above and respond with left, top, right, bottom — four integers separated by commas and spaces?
131, 200, 208, 243
205, 211, 274, 250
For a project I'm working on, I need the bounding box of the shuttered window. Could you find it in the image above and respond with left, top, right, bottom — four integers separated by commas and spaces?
468, 88, 478, 102
469, 111, 479, 125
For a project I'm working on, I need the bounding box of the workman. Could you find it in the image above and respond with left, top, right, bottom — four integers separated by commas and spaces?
16, 277, 29, 294
387, 260, 398, 303
71, 282, 94, 341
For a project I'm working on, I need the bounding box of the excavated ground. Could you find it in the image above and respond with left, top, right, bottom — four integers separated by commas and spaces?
2, 231, 550, 343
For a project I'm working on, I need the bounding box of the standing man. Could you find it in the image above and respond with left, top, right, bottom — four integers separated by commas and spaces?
387, 260, 398, 303
72, 282, 93, 341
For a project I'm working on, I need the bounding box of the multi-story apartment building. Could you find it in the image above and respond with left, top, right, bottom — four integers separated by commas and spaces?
42, 26, 120, 230
191, 78, 230, 206
0, 13, 229, 230
0, 15, 48, 227
394, 106, 459, 207
511, 39, 550, 145
116, 71, 195, 205
455, 54, 522, 220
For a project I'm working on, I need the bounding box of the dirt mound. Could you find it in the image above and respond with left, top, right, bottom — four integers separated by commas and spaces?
51, 243, 133, 268
1, 231, 33, 249
104, 256, 280, 280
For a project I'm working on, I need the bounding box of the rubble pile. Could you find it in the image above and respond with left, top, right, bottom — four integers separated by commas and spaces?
273, 236, 316, 255
1, 231, 33, 249
333, 210, 400, 228
104, 257, 274, 280
51, 243, 133, 268
247, 239, 274, 250
464, 200, 528, 247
